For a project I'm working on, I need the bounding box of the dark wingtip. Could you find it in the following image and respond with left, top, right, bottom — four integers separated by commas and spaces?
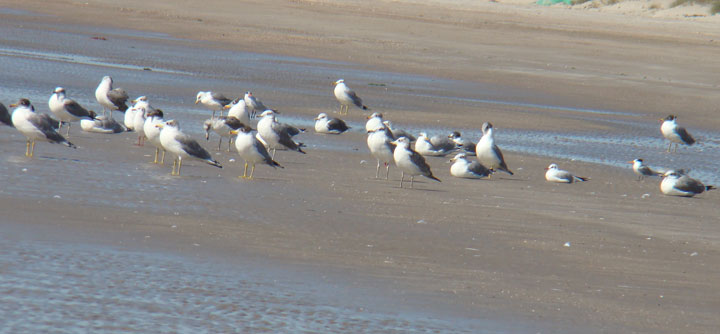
362, 106, 369, 110
707, 185, 716, 191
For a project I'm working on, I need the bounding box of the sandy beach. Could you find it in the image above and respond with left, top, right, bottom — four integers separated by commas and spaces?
1, 0, 720, 333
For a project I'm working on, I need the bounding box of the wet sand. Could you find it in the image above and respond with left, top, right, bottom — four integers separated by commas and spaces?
1, 1, 720, 333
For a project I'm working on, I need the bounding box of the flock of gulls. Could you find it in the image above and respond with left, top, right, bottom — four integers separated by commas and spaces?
0, 76, 715, 197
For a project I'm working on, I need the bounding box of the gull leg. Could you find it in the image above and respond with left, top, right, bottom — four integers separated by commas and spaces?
25, 140, 31, 157
227, 138, 233, 152
177, 158, 183, 176
249, 164, 255, 180
241, 162, 248, 179
66, 122, 71, 137
399, 171, 404, 188
410, 176, 415, 189
385, 163, 390, 180
30, 141, 36, 157
171, 158, 177, 175
160, 150, 166, 164
217, 138, 222, 151
153, 148, 159, 164
271, 148, 276, 160
375, 160, 381, 179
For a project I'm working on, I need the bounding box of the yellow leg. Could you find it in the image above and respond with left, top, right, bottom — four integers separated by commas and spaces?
248, 164, 255, 179
240, 162, 248, 179
176, 158, 182, 176
153, 148, 159, 164
30, 141, 36, 157
160, 150, 166, 164
25, 140, 31, 157
171, 158, 177, 175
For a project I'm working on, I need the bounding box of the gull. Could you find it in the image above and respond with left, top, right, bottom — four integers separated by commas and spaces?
10, 98, 75, 157
257, 109, 306, 158
196, 91, 232, 119
449, 131, 476, 155
629, 158, 663, 181
392, 136, 441, 188
223, 98, 251, 125
48, 87, 96, 136
125, 96, 155, 131
244, 91, 268, 119
1, 102, 14, 127
230, 124, 283, 179
203, 116, 244, 151
660, 170, 714, 197
476, 122, 513, 176
143, 109, 166, 164
545, 163, 588, 183
133, 107, 148, 146
415, 132, 457, 157
314, 113, 349, 134
383, 120, 416, 142
80, 115, 127, 133
660, 115, 695, 152
366, 126, 396, 179
156, 120, 222, 176
95, 76, 129, 118
366, 112, 384, 132
450, 153, 492, 179
333, 79, 368, 115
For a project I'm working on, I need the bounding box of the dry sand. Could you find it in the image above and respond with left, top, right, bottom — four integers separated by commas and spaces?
2, 0, 720, 333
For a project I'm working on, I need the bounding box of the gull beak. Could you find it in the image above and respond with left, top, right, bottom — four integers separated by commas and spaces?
229, 130, 239, 135
195, 100, 200, 104
155, 124, 164, 129
9, 103, 17, 107
224, 105, 231, 109
627, 161, 635, 164
131, 99, 137, 104
367, 115, 373, 119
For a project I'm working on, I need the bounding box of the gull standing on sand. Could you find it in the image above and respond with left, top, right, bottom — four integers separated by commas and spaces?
449, 131, 476, 155
392, 136, 441, 188
143, 109, 166, 164
132, 107, 148, 146
367, 126, 396, 179
80, 115, 127, 133
544, 163, 588, 183
450, 153, 492, 179
196, 91, 232, 119
660, 170, 714, 197
629, 158, 663, 180
257, 110, 306, 158
156, 120, 222, 176
476, 122, 513, 176
10, 98, 75, 157
48, 87, 96, 136
333, 79, 368, 115
1, 102, 15, 127
125, 96, 155, 131
203, 116, 244, 151
95, 76, 129, 118
366, 112, 384, 132
660, 115, 695, 152
223, 98, 251, 125
244, 91, 268, 119
230, 125, 283, 179
314, 113, 349, 134
383, 120, 416, 142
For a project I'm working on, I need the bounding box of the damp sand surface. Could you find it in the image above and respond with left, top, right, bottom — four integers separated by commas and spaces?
1, 2, 720, 333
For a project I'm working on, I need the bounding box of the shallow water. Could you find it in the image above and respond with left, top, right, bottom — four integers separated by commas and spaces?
0, 223, 498, 334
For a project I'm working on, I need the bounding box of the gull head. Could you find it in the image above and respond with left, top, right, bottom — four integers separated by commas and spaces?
132, 96, 148, 104
334, 79, 344, 85
259, 109, 278, 118
391, 136, 411, 148
53, 87, 65, 95
10, 98, 32, 109
448, 131, 462, 139
147, 109, 164, 118
662, 170, 681, 180
661, 115, 677, 122
545, 163, 559, 171
367, 112, 382, 120
195, 91, 207, 104
101, 76, 112, 85
450, 153, 468, 163
315, 113, 328, 121
481, 122, 494, 134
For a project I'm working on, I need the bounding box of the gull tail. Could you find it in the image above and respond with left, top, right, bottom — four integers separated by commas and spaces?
426, 174, 441, 182
64, 140, 77, 149
270, 159, 284, 169
575, 176, 590, 182
706, 185, 715, 191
